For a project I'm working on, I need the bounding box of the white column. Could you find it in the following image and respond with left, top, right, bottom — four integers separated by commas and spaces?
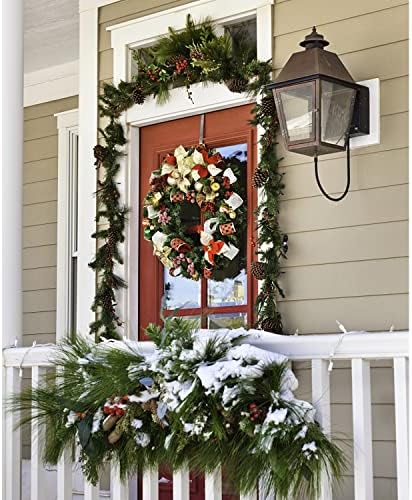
77, 7, 99, 334
1, 0, 23, 347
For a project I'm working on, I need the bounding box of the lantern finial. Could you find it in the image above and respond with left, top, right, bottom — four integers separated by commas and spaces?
299, 26, 329, 50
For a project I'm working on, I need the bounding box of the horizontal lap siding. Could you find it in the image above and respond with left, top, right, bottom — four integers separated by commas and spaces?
23, 96, 78, 347
276, 2, 408, 498
274, 1, 408, 335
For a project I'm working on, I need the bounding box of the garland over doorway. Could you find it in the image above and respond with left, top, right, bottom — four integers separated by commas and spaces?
91, 16, 288, 340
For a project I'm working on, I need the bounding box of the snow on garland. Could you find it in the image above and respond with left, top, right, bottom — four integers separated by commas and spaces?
12, 320, 345, 498
143, 144, 247, 281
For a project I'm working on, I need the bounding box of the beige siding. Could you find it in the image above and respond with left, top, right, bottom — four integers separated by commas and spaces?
23, 96, 78, 347
98, 1, 407, 497
274, 1, 408, 497
274, 2, 408, 334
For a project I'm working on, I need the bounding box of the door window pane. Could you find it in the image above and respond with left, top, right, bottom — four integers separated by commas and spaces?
164, 273, 201, 309
208, 313, 247, 329
207, 143, 248, 307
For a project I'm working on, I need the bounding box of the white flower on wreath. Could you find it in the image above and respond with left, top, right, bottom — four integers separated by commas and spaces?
161, 145, 192, 193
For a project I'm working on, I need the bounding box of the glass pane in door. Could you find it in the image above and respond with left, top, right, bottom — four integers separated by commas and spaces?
207, 143, 248, 307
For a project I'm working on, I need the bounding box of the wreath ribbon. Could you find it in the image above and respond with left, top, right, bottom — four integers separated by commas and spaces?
200, 218, 239, 265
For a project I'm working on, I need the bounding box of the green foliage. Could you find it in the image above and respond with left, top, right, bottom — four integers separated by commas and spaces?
92, 14, 286, 339
10, 321, 346, 495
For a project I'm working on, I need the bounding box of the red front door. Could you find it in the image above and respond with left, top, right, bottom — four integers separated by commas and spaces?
138, 105, 257, 499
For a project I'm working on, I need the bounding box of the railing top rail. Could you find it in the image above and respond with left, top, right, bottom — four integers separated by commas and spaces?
3, 331, 408, 368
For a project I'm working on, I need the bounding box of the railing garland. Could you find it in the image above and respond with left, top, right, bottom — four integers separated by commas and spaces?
90, 15, 287, 340
10, 319, 345, 498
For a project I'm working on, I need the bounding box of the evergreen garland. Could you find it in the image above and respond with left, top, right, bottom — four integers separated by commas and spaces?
91, 15, 287, 340
10, 320, 345, 497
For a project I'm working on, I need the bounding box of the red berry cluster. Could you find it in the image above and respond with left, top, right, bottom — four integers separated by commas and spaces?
249, 403, 265, 422
103, 395, 129, 417
147, 68, 159, 82
175, 57, 188, 74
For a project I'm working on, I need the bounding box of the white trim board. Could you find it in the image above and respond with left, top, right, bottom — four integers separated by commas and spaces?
55, 109, 79, 341
79, 0, 121, 12
107, 0, 273, 338
24, 61, 79, 107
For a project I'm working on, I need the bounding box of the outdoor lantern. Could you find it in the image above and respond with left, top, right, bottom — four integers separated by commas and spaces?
267, 27, 370, 201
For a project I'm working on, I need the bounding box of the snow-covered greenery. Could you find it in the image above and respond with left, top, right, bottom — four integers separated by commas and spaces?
11, 318, 345, 498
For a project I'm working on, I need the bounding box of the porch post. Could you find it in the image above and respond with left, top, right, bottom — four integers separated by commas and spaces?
2, 0, 24, 347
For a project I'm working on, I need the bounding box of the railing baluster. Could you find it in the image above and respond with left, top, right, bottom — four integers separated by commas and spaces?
205, 468, 222, 498
31, 366, 50, 500
111, 462, 129, 499
173, 467, 190, 500
143, 468, 159, 500
57, 447, 72, 500
84, 480, 99, 500
311, 359, 331, 500
4, 366, 21, 500
393, 357, 409, 500
351, 359, 373, 499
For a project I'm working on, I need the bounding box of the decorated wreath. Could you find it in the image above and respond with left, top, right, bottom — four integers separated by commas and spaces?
143, 144, 247, 281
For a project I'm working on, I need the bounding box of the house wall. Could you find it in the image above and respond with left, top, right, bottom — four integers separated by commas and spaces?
23, 96, 78, 348
275, 0, 408, 335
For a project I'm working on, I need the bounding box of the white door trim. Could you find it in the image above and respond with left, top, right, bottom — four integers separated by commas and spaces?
55, 109, 79, 341
105, 0, 273, 338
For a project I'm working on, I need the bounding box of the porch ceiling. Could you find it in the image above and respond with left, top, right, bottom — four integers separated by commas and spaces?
24, 0, 79, 73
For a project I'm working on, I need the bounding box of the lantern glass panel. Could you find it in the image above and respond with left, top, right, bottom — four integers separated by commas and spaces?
321, 81, 356, 147
275, 83, 315, 143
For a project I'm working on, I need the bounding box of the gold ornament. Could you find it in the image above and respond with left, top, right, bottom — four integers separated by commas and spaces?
102, 415, 119, 432
211, 182, 220, 192
108, 426, 123, 444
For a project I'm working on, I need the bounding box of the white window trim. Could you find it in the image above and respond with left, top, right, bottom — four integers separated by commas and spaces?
55, 109, 79, 341
97, 0, 273, 340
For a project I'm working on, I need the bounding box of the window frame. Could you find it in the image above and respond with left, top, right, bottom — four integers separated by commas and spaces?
55, 109, 79, 340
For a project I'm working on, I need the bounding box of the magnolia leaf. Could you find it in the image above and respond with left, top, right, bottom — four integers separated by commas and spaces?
140, 377, 154, 388
77, 416, 92, 449
157, 402, 168, 419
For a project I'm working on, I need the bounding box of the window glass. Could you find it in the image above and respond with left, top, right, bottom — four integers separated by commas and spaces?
208, 313, 247, 329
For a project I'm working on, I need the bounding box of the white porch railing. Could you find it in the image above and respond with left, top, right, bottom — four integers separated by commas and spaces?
3, 331, 408, 500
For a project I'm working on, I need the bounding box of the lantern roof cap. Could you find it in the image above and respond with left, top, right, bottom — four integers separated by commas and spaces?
272, 27, 355, 86
300, 26, 329, 49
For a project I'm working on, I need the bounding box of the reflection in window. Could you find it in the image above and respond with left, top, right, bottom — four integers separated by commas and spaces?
164, 273, 201, 309
208, 313, 247, 329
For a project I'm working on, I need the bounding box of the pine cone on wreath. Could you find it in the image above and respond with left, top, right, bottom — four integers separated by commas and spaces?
93, 144, 108, 165
225, 78, 248, 93
132, 85, 145, 105
251, 261, 267, 280
261, 95, 276, 117
261, 317, 282, 334
252, 167, 268, 188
